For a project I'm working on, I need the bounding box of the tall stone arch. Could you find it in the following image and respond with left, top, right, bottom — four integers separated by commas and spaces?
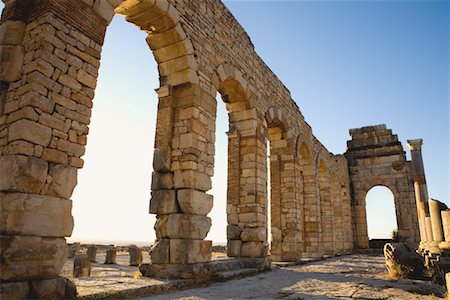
0, 0, 213, 291
265, 107, 301, 262
297, 140, 322, 259
345, 125, 419, 248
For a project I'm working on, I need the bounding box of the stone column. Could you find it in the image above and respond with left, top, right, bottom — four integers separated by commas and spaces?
428, 199, 445, 253
147, 83, 214, 279
0, 0, 113, 297
407, 139, 430, 248
439, 210, 450, 250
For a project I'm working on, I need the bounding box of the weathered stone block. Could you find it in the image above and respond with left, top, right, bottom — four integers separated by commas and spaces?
46, 165, 78, 199
240, 241, 266, 258
173, 170, 211, 191
227, 240, 242, 257
0, 20, 26, 45
104, 248, 116, 264
0, 235, 67, 281
87, 245, 97, 262
151, 172, 173, 190
129, 245, 143, 266
169, 239, 212, 264
154, 214, 211, 239
0, 155, 48, 194
150, 239, 170, 264
93, 0, 115, 23
0, 45, 24, 82
227, 224, 241, 240
30, 276, 76, 299
8, 119, 52, 147
241, 227, 266, 242
0, 192, 73, 237
73, 254, 91, 278
0, 281, 29, 300
149, 190, 178, 214
153, 148, 170, 172
177, 189, 213, 215
68, 243, 80, 258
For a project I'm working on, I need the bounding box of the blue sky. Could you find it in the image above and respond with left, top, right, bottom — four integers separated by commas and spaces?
1, 1, 447, 243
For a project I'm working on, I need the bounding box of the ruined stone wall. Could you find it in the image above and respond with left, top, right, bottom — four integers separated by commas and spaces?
1, 0, 418, 295
345, 125, 419, 248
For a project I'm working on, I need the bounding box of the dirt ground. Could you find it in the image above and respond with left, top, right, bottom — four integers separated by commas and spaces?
139, 255, 445, 300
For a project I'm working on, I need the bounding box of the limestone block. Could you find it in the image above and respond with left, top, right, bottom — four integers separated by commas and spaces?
8, 119, 52, 147
73, 254, 91, 278
0, 45, 24, 82
129, 245, 143, 266
0, 192, 74, 237
87, 246, 97, 262
0, 20, 26, 45
240, 241, 266, 258
227, 224, 241, 240
0, 281, 29, 300
154, 214, 211, 239
93, 0, 115, 23
153, 148, 170, 172
30, 276, 76, 299
150, 239, 170, 264
0, 155, 48, 194
241, 227, 266, 242
149, 189, 178, 214
173, 170, 211, 191
169, 239, 211, 264
46, 165, 78, 199
77, 69, 97, 89
177, 189, 213, 215
68, 243, 80, 258
104, 248, 116, 264
151, 171, 174, 190
0, 235, 68, 281
227, 240, 242, 257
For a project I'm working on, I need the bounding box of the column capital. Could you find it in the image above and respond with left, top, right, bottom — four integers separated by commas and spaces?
407, 139, 423, 151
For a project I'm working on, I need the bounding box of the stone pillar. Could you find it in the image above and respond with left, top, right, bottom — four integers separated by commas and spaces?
226, 129, 242, 257
407, 139, 430, 248
439, 210, 450, 250
268, 134, 301, 262
129, 245, 143, 267
68, 243, 80, 258
104, 247, 116, 264
73, 254, 90, 278
146, 83, 214, 278
428, 199, 446, 253
87, 246, 97, 263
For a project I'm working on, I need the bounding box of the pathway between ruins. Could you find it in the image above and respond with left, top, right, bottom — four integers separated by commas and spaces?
138, 255, 443, 300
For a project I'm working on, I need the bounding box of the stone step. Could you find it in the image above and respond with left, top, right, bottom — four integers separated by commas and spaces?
214, 268, 261, 281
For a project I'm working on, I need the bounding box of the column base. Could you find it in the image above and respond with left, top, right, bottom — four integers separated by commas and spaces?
0, 277, 76, 299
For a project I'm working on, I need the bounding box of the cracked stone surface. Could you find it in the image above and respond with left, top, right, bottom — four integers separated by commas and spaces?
140, 255, 445, 300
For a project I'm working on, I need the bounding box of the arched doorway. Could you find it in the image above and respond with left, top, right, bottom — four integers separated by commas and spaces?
366, 186, 397, 248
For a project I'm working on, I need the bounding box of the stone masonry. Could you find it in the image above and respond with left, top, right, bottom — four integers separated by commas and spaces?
0, 0, 426, 298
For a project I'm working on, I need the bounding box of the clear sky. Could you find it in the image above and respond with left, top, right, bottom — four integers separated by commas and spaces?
2, 1, 447, 244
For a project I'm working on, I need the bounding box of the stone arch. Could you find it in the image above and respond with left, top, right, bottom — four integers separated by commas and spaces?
364, 184, 398, 241
0, 0, 210, 285
296, 140, 320, 259
317, 157, 334, 256
331, 171, 344, 254
345, 125, 419, 248
265, 107, 300, 262
208, 63, 267, 259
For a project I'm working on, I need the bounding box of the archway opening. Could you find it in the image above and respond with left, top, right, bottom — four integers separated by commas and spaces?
366, 186, 397, 248
66, 13, 158, 271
